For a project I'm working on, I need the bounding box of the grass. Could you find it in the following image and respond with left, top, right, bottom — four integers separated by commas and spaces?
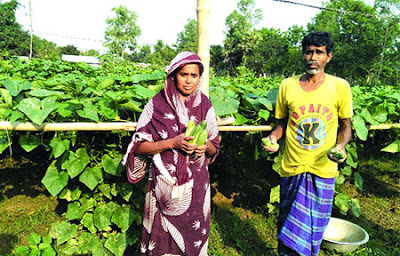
1, 146, 399, 255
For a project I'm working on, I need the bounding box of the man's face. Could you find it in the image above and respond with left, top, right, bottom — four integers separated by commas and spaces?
302, 45, 332, 75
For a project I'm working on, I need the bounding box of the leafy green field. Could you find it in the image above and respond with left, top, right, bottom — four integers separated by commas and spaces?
0, 57, 399, 255
1, 142, 399, 255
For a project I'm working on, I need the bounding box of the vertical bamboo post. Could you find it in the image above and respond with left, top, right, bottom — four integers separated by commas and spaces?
29, 0, 33, 59
197, 0, 210, 97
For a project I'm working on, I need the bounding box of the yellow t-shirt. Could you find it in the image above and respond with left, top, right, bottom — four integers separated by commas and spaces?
275, 74, 353, 178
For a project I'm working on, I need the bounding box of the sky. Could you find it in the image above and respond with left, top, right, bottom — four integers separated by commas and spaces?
12, 0, 328, 53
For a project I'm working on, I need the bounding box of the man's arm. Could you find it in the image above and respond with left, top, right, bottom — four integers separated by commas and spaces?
328, 117, 352, 163
337, 118, 352, 150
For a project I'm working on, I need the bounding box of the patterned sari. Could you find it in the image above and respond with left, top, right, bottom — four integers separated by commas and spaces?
122, 52, 220, 256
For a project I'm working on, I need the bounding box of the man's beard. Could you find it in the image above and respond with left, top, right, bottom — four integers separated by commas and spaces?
305, 61, 321, 75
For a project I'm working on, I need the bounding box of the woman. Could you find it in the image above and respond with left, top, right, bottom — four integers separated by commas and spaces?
122, 51, 220, 256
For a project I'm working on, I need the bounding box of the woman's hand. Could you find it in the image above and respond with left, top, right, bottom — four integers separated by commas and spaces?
172, 133, 197, 155
194, 139, 211, 157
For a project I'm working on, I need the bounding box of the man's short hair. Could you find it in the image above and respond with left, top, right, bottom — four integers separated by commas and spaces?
302, 32, 334, 54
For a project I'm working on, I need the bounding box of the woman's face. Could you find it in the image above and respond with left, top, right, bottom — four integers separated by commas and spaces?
175, 64, 200, 100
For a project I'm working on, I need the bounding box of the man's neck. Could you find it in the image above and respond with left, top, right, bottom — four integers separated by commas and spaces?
300, 72, 326, 91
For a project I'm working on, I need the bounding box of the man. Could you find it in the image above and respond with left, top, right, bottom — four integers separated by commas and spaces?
263, 32, 353, 256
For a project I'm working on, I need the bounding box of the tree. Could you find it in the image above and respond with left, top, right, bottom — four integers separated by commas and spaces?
308, 0, 400, 85
148, 40, 176, 67
222, 0, 262, 74
60, 45, 80, 55
104, 5, 141, 59
0, 0, 30, 56
128, 44, 151, 63
175, 18, 198, 53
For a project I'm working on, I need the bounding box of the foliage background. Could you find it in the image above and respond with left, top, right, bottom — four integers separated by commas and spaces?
0, 0, 399, 254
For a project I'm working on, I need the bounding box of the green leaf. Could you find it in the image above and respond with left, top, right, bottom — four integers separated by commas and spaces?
50, 221, 78, 245
41, 247, 56, 256
78, 232, 102, 252
99, 78, 115, 89
61, 148, 90, 179
94, 204, 113, 231
17, 97, 58, 124
98, 183, 112, 199
49, 136, 70, 158
209, 88, 240, 116
2, 80, 32, 96
258, 109, 270, 122
119, 100, 143, 113
0, 132, 12, 154
104, 232, 128, 256
42, 235, 52, 245
82, 213, 97, 234
233, 113, 250, 126
79, 166, 103, 190
59, 187, 82, 202
41, 162, 69, 196
354, 172, 364, 191
28, 89, 64, 98
38, 242, 50, 250
28, 232, 41, 245
66, 201, 85, 220
344, 151, 358, 168
381, 140, 400, 153
349, 198, 361, 217
340, 166, 352, 176
335, 174, 345, 185
269, 185, 280, 204
111, 204, 136, 232
352, 115, 368, 141
80, 196, 97, 212
28, 247, 40, 256
134, 84, 156, 99
372, 105, 388, 123
9, 110, 25, 123
116, 182, 134, 202
102, 154, 123, 176
258, 97, 273, 111
0, 88, 12, 106
15, 245, 30, 255
334, 193, 349, 215
19, 133, 41, 152
76, 103, 99, 122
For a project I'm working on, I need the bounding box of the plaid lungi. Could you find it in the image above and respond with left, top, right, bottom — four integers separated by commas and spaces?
277, 172, 335, 256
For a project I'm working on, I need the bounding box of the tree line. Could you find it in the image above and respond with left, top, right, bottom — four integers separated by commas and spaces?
1, 0, 399, 85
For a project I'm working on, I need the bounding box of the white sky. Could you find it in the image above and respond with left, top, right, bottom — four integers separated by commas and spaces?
13, 0, 329, 53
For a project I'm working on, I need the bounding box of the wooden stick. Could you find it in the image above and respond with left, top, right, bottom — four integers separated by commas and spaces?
0, 117, 236, 132
218, 126, 273, 132
1, 120, 398, 132
197, 0, 210, 97
368, 123, 400, 130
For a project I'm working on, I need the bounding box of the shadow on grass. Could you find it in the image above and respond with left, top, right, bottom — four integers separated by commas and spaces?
210, 202, 278, 256
0, 234, 18, 255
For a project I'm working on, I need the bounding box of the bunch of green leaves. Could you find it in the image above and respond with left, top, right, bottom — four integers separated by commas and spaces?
15, 233, 56, 256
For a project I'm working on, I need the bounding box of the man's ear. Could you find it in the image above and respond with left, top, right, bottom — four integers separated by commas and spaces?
327, 52, 333, 62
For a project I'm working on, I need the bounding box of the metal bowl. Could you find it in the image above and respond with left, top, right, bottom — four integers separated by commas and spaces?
322, 217, 369, 253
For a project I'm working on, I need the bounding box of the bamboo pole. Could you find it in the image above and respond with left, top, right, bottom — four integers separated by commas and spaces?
368, 123, 400, 130
197, 0, 210, 97
0, 117, 236, 132
0, 119, 398, 132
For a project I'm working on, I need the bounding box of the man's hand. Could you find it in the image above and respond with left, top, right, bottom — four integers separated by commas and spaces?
327, 144, 347, 163
262, 135, 279, 152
